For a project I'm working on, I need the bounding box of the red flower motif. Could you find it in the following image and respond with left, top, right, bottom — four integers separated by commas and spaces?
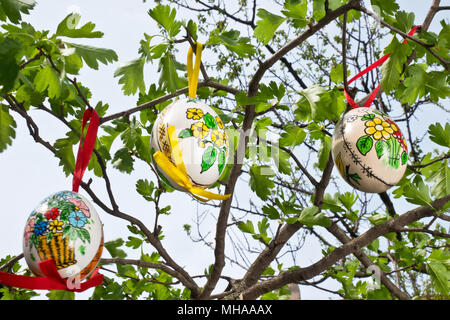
385, 118, 408, 153
45, 207, 60, 220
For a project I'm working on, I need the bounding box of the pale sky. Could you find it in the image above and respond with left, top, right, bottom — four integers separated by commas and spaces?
0, 0, 448, 300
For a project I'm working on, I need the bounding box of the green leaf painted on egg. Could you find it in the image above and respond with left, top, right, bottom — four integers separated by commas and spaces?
218, 149, 226, 174
356, 135, 373, 156
375, 139, 388, 159
203, 113, 218, 129
178, 128, 193, 139
201, 146, 217, 173
401, 151, 407, 165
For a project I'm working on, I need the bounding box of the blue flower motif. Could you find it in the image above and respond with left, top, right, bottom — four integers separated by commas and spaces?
33, 221, 48, 236
68, 211, 87, 228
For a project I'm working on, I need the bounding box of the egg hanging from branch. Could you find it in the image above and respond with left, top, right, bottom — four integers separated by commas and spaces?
23, 191, 104, 281
150, 98, 229, 194
331, 107, 408, 193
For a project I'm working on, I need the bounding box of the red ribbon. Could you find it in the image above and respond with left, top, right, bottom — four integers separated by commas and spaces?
344, 25, 420, 109
0, 260, 103, 292
72, 107, 100, 192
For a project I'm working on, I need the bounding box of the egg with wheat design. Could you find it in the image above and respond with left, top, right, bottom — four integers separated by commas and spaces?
150, 98, 229, 192
23, 191, 103, 280
331, 108, 408, 193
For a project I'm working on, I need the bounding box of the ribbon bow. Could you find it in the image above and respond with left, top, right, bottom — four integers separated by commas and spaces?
0, 260, 103, 292
153, 126, 231, 202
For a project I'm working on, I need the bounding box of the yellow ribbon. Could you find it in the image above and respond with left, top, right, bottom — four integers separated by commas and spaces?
187, 42, 203, 99
153, 126, 231, 202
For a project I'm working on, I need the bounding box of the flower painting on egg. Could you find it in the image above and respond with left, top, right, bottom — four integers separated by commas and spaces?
332, 108, 408, 193
357, 111, 408, 169
176, 99, 228, 174
24, 191, 94, 270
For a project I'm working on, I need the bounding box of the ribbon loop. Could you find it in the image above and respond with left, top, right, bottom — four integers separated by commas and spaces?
344, 26, 419, 109
0, 260, 103, 292
154, 125, 231, 202
187, 42, 203, 99
72, 108, 100, 192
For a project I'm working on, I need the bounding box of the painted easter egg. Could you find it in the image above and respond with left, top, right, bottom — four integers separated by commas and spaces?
332, 107, 408, 193
150, 97, 229, 191
23, 190, 103, 281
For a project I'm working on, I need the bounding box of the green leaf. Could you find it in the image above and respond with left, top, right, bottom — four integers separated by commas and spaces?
136, 178, 155, 201
126, 236, 143, 249
313, 0, 326, 21
356, 135, 373, 156
53, 132, 77, 177
253, 9, 286, 45
282, 0, 308, 28
148, 4, 181, 38
426, 71, 450, 102
368, 212, 391, 226
279, 124, 306, 147
120, 120, 141, 149
330, 64, 350, 84
238, 220, 255, 234
0, 104, 16, 153
400, 64, 427, 105
0, 37, 21, 93
317, 136, 331, 171
375, 139, 388, 159
427, 159, 450, 198
393, 11, 415, 33
203, 113, 218, 129
209, 29, 256, 58
114, 58, 146, 96
381, 37, 411, 93
112, 147, 134, 174
178, 128, 193, 139
262, 205, 280, 220
186, 19, 197, 41
34, 65, 61, 99
56, 13, 104, 38
158, 53, 182, 93
65, 42, 118, 70
370, 0, 399, 17
428, 123, 450, 148
78, 228, 90, 243
249, 165, 275, 200
218, 149, 226, 174
0, 0, 36, 23
403, 180, 433, 207
426, 261, 449, 295
104, 238, 127, 259
298, 206, 331, 227
46, 290, 75, 300
295, 85, 327, 121
201, 146, 217, 173
401, 151, 407, 165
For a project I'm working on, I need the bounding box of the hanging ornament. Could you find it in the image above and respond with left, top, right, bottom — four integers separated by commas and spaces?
150, 42, 231, 202
0, 108, 104, 292
332, 26, 419, 193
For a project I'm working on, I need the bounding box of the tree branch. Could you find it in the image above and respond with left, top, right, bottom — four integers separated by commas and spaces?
240, 194, 450, 299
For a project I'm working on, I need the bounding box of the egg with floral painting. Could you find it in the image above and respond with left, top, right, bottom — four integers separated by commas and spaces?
23, 191, 103, 280
150, 98, 229, 192
332, 108, 408, 193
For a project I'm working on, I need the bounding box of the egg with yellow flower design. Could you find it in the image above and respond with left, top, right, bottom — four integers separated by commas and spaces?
331, 108, 408, 193
150, 98, 229, 192
22, 191, 104, 281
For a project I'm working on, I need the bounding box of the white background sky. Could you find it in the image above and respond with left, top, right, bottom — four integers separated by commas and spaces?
0, 0, 448, 300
